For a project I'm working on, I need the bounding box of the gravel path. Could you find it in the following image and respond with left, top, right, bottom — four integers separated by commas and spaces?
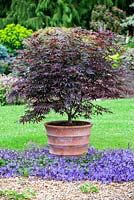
0, 177, 134, 200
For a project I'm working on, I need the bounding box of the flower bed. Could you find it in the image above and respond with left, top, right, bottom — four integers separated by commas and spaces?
0, 147, 134, 183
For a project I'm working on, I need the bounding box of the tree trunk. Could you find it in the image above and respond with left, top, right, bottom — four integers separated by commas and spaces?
67, 113, 72, 125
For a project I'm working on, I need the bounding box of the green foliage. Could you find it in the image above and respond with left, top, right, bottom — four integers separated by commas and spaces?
25, 17, 44, 30
0, 17, 14, 30
0, 60, 11, 75
0, 188, 36, 200
113, 0, 133, 13
95, 0, 113, 7
108, 53, 122, 68
0, 24, 33, 52
90, 5, 126, 33
8, 0, 39, 30
127, 37, 134, 48
0, 0, 133, 30
18, 168, 31, 177
80, 183, 99, 193
81, 153, 102, 164
0, 0, 11, 18
0, 158, 6, 166
35, 0, 85, 28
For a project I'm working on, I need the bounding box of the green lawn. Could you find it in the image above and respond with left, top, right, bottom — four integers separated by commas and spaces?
0, 98, 134, 151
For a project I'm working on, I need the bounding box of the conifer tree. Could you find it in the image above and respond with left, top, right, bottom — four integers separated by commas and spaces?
0, 0, 133, 30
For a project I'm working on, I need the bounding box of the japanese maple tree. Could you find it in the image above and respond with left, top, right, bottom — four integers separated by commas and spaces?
8, 27, 125, 125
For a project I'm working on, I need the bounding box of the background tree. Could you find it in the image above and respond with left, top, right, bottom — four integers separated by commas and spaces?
0, 0, 133, 30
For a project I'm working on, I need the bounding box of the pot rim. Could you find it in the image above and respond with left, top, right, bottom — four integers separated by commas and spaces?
45, 120, 93, 129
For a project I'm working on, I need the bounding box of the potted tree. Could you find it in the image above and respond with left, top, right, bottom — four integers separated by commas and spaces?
8, 27, 124, 155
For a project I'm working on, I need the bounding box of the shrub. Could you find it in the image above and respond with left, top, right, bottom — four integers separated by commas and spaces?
0, 45, 10, 74
8, 27, 125, 124
90, 5, 126, 33
0, 24, 33, 52
0, 75, 23, 105
121, 48, 134, 70
126, 37, 134, 49
0, 87, 6, 106
0, 59, 12, 75
0, 75, 9, 105
0, 44, 8, 59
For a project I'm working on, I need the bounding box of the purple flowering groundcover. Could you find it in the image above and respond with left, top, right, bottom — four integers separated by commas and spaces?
0, 147, 134, 183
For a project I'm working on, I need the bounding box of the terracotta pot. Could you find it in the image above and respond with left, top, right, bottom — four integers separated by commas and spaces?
44, 120, 93, 156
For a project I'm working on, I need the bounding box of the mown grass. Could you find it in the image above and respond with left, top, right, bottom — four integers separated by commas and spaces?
0, 98, 134, 151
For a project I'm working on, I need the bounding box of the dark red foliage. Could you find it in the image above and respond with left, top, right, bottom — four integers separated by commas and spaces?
8, 28, 125, 124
